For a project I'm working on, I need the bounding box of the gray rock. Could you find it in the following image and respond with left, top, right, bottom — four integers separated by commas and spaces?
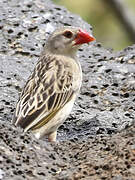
0, 0, 135, 179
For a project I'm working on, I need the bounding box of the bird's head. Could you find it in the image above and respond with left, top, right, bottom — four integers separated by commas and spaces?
45, 26, 95, 57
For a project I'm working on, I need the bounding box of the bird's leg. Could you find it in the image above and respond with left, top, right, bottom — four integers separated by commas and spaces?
48, 130, 57, 142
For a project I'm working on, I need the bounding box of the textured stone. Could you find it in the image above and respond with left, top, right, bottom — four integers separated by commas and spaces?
0, 0, 135, 179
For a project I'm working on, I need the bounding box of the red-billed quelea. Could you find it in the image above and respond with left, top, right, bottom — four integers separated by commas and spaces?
12, 26, 95, 142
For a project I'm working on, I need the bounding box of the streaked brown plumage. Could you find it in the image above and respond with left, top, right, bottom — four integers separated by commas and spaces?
12, 26, 95, 141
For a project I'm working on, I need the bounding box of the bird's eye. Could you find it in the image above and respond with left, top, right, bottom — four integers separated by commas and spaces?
63, 30, 73, 38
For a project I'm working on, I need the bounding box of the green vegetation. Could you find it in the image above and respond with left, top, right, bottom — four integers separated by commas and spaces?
53, 0, 135, 51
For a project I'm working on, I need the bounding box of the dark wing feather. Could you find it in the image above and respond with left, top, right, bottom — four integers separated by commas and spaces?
13, 54, 74, 131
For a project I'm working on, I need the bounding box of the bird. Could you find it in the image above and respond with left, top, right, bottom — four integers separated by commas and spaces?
12, 26, 95, 142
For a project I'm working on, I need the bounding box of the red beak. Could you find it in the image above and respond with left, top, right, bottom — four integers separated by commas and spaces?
74, 29, 95, 45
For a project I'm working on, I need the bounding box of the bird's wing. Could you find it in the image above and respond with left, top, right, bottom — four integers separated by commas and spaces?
13, 54, 75, 131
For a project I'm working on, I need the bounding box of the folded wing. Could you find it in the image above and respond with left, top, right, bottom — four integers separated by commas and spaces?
13, 54, 74, 131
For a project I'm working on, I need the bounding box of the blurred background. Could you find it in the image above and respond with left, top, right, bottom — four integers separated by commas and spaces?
53, 0, 135, 51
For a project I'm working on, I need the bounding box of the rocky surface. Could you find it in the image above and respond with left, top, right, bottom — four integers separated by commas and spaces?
0, 0, 135, 179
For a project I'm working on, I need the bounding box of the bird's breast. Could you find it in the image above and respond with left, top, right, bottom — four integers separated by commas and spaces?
65, 56, 82, 92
